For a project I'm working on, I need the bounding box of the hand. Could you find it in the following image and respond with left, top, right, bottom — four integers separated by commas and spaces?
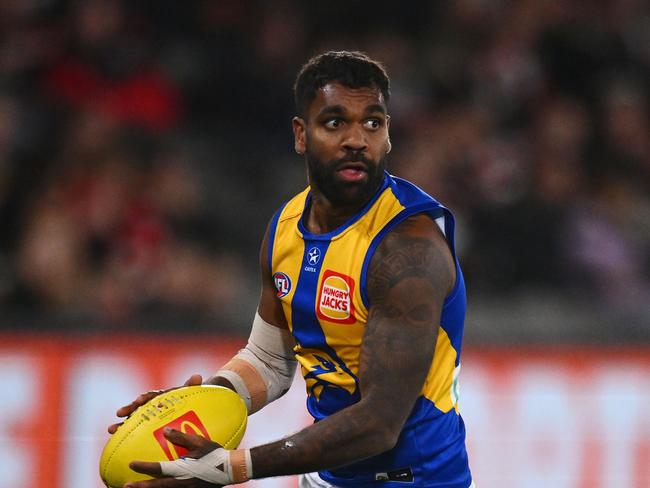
108, 374, 203, 434
125, 428, 224, 488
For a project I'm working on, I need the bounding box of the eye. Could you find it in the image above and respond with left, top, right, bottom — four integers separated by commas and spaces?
324, 119, 342, 129
363, 118, 382, 130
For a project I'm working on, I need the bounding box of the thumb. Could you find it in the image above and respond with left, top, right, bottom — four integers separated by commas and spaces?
184, 374, 203, 386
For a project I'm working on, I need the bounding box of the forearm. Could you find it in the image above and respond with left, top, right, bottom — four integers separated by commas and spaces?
250, 399, 395, 478
206, 312, 297, 414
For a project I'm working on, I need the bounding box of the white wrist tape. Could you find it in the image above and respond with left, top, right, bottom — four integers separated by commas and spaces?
216, 312, 297, 413
160, 448, 252, 484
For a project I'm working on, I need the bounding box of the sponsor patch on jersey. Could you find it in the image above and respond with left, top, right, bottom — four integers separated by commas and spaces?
317, 270, 356, 324
273, 272, 292, 298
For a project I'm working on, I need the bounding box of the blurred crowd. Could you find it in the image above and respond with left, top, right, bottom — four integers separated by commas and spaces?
0, 0, 648, 338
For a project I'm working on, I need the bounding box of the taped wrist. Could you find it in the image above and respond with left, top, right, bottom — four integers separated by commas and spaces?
216, 312, 297, 413
160, 448, 252, 484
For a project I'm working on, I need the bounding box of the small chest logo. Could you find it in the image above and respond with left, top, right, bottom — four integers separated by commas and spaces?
273, 272, 292, 298
153, 410, 210, 460
307, 247, 321, 265
317, 270, 356, 324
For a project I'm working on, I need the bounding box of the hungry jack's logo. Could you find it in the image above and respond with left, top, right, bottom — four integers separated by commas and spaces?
317, 270, 356, 324
153, 411, 210, 460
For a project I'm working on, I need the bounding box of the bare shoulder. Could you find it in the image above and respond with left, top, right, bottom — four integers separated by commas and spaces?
366, 213, 456, 311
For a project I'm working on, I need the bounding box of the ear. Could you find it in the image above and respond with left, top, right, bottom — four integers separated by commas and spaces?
292, 117, 306, 155
385, 114, 392, 154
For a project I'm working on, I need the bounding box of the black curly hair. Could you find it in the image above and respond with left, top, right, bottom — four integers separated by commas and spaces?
293, 51, 390, 117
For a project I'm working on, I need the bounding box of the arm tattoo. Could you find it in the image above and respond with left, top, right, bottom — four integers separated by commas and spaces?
359, 215, 455, 421
367, 215, 454, 321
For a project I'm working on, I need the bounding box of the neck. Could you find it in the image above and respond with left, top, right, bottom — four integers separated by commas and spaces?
304, 190, 366, 235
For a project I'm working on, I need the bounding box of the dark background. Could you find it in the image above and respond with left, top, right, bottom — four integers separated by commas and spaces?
1, 0, 648, 343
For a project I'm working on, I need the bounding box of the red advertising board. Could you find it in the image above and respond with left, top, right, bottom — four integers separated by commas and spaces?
0, 333, 648, 487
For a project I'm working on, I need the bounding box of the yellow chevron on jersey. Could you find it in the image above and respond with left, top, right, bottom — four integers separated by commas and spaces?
268, 173, 466, 420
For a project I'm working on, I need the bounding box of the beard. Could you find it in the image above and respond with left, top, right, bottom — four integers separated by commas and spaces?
306, 149, 387, 208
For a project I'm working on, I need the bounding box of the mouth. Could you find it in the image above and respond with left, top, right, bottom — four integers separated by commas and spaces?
336, 162, 368, 183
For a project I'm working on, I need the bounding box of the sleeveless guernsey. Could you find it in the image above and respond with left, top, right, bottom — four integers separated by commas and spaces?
268, 172, 472, 487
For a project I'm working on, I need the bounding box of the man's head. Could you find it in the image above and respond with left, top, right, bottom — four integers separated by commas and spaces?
292, 51, 392, 209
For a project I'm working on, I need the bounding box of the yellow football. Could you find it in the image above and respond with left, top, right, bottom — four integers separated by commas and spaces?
99, 385, 247, 488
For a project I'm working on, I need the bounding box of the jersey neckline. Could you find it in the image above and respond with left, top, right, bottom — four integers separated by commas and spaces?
297, 172, 391, 241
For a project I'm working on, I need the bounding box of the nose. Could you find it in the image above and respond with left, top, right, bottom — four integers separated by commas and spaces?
342, 124, 368, 152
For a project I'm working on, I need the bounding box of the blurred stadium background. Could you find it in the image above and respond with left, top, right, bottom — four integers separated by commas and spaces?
0, 1, 648, 487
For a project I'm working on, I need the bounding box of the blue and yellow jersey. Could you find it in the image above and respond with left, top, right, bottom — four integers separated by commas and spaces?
268, 173, 472, 487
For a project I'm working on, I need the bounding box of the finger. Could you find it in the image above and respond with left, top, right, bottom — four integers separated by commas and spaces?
163, 428, 214, 451
164, 428, 223, 459
108, 422, 123, 434
129, 461, 163, 477
184, 374, 203, 386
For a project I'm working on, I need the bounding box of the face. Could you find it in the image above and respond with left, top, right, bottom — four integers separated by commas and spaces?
293, 82, 391, 208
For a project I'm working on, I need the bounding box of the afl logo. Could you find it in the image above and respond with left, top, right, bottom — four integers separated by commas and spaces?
273, 272, 292, 298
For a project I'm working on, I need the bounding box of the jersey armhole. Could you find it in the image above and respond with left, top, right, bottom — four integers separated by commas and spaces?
359, 204, 450, 308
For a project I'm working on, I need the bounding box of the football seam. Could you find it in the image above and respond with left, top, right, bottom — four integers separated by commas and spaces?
223, 411, 247, 449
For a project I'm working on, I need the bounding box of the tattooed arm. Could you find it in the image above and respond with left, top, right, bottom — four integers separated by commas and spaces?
249, 213, 456, 477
